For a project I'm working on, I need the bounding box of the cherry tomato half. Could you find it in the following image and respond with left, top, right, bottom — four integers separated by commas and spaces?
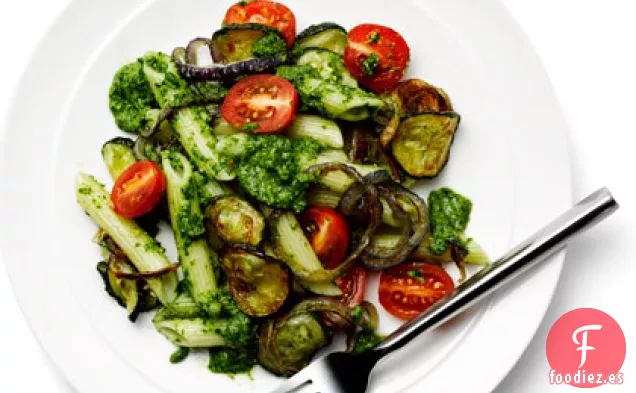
221, 74, 298, 134
299, 207, 350, 269
379, 262, 455, 320
344, 24, 410, 93
224, 0, 297, 47
335, 264, 368, 308
111, 161, 166, 219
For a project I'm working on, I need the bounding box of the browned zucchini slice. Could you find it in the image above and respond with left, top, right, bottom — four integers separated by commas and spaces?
378, 79, 452, 147
376, 91, 402, 148
296, 23, 348, 55
395, 79, 453, 116
391, 112, 460, 178
221, 246, 290, 317
207, 196, 265, 246
211, 24, 283, 64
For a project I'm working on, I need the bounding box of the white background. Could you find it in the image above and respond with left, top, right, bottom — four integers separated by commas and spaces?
0, 0, 634, 392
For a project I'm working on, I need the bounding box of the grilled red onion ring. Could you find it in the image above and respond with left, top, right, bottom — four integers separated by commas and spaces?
303, 163, 383, 282
185, 37, 212, 66
361, 181, 429, 269
108, 255, 180, 280
173, 49, 283, 85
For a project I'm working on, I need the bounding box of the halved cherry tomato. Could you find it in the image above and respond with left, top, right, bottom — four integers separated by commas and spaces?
224, 0, 297, 47
111, 161, 166, 219
299, 207, 350, 269
335, 264, 368, 308
344, 24, 410, 93
221, 74, 298, 134
300, 207, 366, 310
379, 262, 455, 320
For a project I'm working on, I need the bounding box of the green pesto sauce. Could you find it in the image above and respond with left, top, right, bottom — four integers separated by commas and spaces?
135, 238, 165, 255
427, 187, 473, 255
237, 135, 321, 213
352, 331, 385, 354
142, 52, 197, 109
108, 60, 156, 133
215, 287, 241, 316
298, 50, 353, 86
176, 177, 206, 247
169, 347, 190, 364
208, 346, 256, 375
325, 54, 349, 85
193, 82, 228, 103
213, 313, 254, 345
165, 148, 185, 172
277, 65, 381, 120
211, 287, 256, 346
276, 65, 327, 114
144, 238, 165, 254
143, 53, 169, 73
252, 32, 288, 61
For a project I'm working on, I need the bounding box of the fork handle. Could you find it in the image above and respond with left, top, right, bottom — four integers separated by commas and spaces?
374, 188, 618, 355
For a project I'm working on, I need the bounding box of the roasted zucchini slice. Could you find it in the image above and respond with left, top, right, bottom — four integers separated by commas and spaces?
391, 112, 460, 178
296, 23, 348, 55
211, 24, 286, 64
207, 196, 265, 246
394, 79, 453, 117
296, 48, 358, 88
101, 137, 136, 180
95, 232, 159, 321
376, 91, 403, 148
378, 79, 453, 147
221, 246, 290, 317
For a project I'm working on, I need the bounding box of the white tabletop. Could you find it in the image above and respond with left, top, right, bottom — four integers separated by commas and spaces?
1, 1, 634, 392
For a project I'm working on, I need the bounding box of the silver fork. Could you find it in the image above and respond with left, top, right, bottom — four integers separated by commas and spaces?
269, 188, 619, 393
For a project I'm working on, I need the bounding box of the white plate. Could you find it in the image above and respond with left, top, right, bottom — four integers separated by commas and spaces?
0, 0, 572, 392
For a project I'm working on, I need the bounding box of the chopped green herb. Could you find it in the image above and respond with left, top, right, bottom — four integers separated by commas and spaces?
362, 53, 380, 76
242, 122, 259, 132
407, 270, 424, 282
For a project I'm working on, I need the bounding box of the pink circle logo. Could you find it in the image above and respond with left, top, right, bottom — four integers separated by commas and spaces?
546, 308, 626, 388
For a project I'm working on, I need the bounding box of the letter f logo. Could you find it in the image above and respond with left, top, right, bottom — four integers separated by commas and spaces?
573, 325, 603, 368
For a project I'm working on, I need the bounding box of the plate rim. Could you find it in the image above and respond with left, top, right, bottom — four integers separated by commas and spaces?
0, 0, 573, 392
